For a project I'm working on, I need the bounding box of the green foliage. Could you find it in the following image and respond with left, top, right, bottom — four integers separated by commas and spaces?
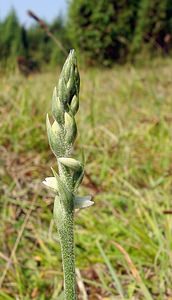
68, 0, 172, 65
0, 9, 28, 67
68, 0, 139, 65
132, 0, 172, 54
27, 25, 50, 63
0, 10, 70, 69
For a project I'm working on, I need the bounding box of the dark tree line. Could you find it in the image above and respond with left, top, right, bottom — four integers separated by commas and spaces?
0, 1, 172, 69
68, 0, 172, 65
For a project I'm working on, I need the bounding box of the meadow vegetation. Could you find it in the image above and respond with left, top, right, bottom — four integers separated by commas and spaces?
0, 57, 172, 299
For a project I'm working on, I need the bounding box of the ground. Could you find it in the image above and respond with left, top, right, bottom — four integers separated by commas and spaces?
0, 58, 172, 300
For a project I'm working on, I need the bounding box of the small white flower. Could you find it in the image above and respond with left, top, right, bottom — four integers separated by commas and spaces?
74, 195, 94, 210
42, 177, 58, 191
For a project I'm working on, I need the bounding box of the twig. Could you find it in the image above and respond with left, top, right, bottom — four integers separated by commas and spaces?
27, 10, 67, 55
0, 252, 10, 263
112, 241, 153, 300
112, 241, 142, 284
76, 268, 88, 300
163, 210, 172, 214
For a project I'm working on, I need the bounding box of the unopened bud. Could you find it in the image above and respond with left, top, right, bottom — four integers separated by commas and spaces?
57, 49, 80, 109
52, 120, 61, 136
70, 95, 79, 115
64, 112, 77, 144
58, 157, 82, 171
52, 87, 64, 124
46, 114, 64, 157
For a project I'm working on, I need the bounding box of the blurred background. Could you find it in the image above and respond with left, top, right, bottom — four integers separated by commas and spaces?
0, 0, 172, 70
0, 1, 172, 299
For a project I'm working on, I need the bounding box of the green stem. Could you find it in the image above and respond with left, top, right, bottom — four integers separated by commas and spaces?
57, 208, 76, 300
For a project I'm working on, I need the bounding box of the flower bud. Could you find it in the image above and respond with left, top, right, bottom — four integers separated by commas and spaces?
52, 87, 64, 124
52, 167, 74, 212
64, 112, 77, 144
52, 120, 61, 136
46, 114, 64, 157
58, 76, 68, 106
57, 49, 80, 109
70, 95, 79, 115
58, 157, 82, 171
63, 50, 75, 83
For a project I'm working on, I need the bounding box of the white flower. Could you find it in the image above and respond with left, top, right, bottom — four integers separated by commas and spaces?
74, 195, 94, 209
42, 177, 58, 191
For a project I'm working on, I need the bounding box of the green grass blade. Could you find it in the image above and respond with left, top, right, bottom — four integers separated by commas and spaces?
97, 241, 125, 298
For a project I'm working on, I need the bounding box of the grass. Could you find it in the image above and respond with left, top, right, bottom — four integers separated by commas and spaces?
0, 58, 172, 299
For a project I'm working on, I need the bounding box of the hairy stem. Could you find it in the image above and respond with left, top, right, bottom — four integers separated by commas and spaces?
54, 196, 76, 299
60, 213, 76, 300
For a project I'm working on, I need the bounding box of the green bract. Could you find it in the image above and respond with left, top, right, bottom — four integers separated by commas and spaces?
43, 50, 93, 300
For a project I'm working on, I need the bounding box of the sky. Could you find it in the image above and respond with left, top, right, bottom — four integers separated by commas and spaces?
0, 0, 67, 26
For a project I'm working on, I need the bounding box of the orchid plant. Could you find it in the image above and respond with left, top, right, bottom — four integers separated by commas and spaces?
43, 50, 93, 299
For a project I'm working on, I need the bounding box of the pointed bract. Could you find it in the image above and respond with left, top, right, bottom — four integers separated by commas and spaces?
46, 114, 64, 157
51, 167, 74, 212
70, 95, 79, 115
64, 112, 77, 144
52, 87, 64, 124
